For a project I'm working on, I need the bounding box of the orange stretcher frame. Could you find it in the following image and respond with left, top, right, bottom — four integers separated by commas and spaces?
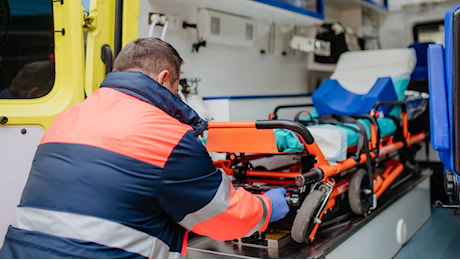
206, 101, 427, 244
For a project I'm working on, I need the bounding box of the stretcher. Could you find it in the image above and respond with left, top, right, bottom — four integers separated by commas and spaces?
205, 48, 428, 244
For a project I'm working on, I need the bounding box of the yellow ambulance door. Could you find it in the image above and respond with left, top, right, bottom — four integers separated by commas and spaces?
121, 0, 139, 47
84, 0, 139, 96
0, 0, 86, 244
84, 0, 115, 96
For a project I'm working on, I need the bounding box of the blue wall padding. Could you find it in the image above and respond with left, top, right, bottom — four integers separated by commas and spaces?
409, 42, 434, 81
428, 44, 450, 152
312, 77, 397, 116
411, 66, 428, 82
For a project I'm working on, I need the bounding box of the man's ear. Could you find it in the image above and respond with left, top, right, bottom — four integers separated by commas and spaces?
155, 70, 169, 86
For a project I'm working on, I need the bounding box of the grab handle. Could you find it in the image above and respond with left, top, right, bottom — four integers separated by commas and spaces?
255, 119, 314, 144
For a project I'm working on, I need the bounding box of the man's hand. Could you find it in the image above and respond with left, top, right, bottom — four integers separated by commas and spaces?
264, 187, 289, 222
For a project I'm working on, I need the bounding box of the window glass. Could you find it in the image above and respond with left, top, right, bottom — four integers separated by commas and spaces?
0, 0, 55, 99
82, 0, 90, 13
413, 20, 444, 45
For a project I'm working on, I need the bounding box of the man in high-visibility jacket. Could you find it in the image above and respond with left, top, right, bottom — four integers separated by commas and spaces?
0, 37, 289, 258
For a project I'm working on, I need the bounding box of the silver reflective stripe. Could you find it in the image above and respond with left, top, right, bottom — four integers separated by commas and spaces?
178, 170, 232, 230
14, 207, 182, 259
243, 196, 269, 237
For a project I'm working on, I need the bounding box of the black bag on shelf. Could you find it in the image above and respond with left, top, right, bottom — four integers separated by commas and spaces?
314, 22, 362, 64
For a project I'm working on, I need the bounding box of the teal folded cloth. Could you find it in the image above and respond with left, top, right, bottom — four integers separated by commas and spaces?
274, 117, 397, 154
274, 128, 305, 152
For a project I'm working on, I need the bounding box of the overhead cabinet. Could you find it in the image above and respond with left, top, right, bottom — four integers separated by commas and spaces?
252, 0, 324, 19
362, 0, 388, 11
148, 0, 325, 26
324, 0, 388, 14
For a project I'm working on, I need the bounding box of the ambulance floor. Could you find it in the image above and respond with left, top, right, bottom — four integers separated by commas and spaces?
394, 206, 460, 258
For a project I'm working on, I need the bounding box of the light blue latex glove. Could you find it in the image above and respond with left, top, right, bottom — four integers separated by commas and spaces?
264, 187, 289, 222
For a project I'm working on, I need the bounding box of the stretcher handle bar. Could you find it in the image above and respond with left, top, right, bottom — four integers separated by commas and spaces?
255, 119, 315, 145
372, 100, 407, 114
294, 168, 324, 187
270, 103, 314, 120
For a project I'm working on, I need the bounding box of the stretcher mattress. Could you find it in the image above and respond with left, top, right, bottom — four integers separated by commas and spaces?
275, 117, 396, 162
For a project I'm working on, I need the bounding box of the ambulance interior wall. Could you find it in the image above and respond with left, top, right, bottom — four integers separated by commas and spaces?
141, 0, 330, 121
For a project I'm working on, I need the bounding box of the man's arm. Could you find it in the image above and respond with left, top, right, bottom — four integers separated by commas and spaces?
159, 131, 272, 240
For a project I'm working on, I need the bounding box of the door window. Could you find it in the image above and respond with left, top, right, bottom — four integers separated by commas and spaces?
0, 0, 55, 99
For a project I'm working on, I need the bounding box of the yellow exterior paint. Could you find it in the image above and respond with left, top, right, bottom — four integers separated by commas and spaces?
84, 0, 139, 96
122, 0, 140, 47
85, 0, 116, 96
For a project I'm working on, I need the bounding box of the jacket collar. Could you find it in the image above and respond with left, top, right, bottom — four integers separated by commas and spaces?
100, 71, 207, 135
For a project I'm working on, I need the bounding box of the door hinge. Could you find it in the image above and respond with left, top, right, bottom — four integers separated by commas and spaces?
83, 12, 96, 31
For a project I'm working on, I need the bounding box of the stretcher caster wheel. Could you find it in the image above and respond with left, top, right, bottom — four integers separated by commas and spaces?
348, 168, 372, 216
291, 188, 326, 243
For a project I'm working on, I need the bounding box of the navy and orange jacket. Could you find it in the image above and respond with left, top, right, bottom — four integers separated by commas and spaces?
0, 71, 271, 258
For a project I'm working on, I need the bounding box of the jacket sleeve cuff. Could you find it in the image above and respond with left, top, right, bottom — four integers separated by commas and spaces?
254, 194, 272, 232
